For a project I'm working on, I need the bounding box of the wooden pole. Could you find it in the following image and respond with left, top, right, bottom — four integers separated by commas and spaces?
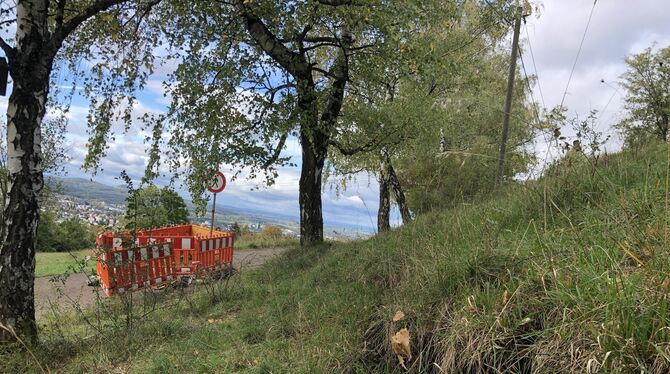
496, 5, 523, 185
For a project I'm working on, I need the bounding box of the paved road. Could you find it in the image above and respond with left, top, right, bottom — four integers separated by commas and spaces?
35, 247, 288, 319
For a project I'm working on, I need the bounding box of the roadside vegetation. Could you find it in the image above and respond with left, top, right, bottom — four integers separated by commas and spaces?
6, 141, 670, 373
234, 225, 300, 250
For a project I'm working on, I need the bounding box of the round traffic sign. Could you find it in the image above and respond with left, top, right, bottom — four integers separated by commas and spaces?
207, 171, 227, 193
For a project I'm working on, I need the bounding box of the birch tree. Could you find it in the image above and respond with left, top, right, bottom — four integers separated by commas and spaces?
327, 0, 517, 230
0, 0, 161, 341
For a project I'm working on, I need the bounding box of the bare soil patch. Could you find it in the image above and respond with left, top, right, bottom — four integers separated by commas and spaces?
35, 247, 288, 318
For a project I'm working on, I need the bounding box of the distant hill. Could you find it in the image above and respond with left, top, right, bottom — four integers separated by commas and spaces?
45, 175, 297, 226
46, 176, 128, 205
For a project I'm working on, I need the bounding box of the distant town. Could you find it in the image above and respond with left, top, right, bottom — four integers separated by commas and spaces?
49, 194, 124, 227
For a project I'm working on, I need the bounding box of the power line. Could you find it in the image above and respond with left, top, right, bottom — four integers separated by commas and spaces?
559, 0, 598, 108
523, 20, 546, 109
519, 53, 544, 133
594, 80, 621, 128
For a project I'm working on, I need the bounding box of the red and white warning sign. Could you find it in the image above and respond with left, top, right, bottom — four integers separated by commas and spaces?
207, 171, 227, 194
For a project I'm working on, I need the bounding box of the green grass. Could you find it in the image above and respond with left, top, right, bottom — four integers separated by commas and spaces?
234, 233, 299, 250
6, 142, 670, 373
35, 249, 94, 278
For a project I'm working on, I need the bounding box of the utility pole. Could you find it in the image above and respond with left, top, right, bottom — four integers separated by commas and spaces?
496, 5, 523, 185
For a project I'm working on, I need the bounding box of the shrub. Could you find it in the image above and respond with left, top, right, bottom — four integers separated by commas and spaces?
260, 225, 282, 237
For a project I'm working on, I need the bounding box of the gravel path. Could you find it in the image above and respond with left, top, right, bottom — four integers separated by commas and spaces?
35, 247, 288, 319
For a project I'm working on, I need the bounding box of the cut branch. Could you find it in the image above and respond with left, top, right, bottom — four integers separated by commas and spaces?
261, 132, 289, 169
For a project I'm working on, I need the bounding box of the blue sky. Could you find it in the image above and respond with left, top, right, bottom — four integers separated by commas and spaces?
1, 0, 669, 232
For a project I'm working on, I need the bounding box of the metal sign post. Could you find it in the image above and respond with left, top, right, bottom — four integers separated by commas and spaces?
207, 171, 227, 235
210, 193, 217, 236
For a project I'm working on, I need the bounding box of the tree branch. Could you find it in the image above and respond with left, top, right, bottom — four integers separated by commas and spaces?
235, 0, 309, 78
311, 65, 345, 80
329, 138, 379, 156
330, 125, 405, 156
55, 0, 66, 29
49, 0, 132, 56
261, 132, 289, 169
0, 36, 14, 59
320, 48, 349, 126
303, 35, 338, 44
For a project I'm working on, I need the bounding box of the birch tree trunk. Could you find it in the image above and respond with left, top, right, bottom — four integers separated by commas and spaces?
377, 158, 391, 233
0, 0, 51, 341
381, 151, 411, 225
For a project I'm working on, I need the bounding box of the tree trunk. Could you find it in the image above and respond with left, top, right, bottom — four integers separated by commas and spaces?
0, 0, 51, 341
297, 77, 326, 246
299, 136, 326, 246
659, 114, 669, 141
296, 47, 347, 246
377, 158, 391, 233
385, 154, 411, 224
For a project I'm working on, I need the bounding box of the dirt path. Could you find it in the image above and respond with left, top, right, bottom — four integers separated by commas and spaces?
35, 247, 288, 319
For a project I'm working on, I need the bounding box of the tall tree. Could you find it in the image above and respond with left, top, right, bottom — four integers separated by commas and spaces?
160, 187, 189, 226
0, 0, 160, 341
150, 0, 438, 245
123, 185, 189, 230
618, 45, 670, 142
327, 0, 520, 228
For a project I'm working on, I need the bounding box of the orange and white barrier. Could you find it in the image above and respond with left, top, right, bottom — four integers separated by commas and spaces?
95, 224, 235, 296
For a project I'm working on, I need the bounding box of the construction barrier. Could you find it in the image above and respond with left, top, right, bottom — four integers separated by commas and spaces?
95, 224, 235, 296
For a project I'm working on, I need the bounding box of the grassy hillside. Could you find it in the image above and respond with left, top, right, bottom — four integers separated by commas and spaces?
6, 142, 670, 373
47, 176, 129, 205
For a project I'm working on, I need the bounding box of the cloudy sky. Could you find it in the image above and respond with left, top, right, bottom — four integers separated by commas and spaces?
2, 0, 668, 232
523, 0, 670, 161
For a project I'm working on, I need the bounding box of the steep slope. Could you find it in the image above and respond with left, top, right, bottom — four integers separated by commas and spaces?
6, 142, 670, 373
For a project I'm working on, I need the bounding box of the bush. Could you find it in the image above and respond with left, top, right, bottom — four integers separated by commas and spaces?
260, 225, 282, 237
37, 211, 95, 252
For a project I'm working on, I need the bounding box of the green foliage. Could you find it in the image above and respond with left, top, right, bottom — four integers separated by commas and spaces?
36, 211, 95, 252
618, 45, 670, 142
327, 2, 534, 215
159, 187, 190, 226
122, 185, 189, 230
397, 50, 534, 214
